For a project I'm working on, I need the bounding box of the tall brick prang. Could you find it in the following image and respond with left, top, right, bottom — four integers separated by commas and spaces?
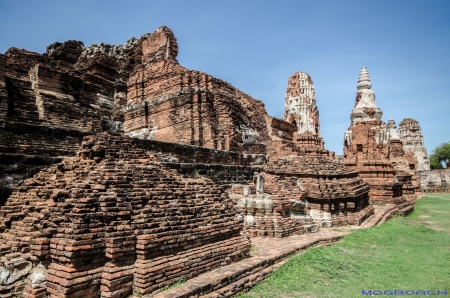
283, 72, 324, 149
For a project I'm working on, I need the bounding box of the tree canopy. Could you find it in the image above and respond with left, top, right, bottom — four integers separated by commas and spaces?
430, 142, 450, 169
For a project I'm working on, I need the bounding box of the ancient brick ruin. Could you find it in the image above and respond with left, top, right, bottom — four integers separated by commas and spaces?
396, 119, 449, 194
0, 27, 422, 297
342, 67, 419, 204
386, 120, 421, 198
0, 132, 253, 297
420, 169, 450, 193
398, 118, 430, 171
123, 27, 269, 155
232, 72, 373, 238
0, 35, 134, 204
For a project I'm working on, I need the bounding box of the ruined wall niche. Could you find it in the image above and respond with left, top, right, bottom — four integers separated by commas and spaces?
256, 174, 264, 194
265, 116, 296, 141
289, 198, 313, 222
239, 124, 260, 144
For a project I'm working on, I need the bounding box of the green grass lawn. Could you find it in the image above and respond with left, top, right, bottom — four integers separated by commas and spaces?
238, 194, 450, 298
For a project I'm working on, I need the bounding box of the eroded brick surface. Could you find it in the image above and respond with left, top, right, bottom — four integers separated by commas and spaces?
0, 133, 250, 297
124, 27, 269, 153
0, 33, 139, 202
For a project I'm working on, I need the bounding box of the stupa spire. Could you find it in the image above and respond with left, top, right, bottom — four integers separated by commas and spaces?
357, 66, 372, 90
349, 66, 382, 122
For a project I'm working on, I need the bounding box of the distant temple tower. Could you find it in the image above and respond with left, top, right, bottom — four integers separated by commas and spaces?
343, 67, 405, 204
387, 119, 421, 198
398, 118, 430, 171
283, 72, 324, 149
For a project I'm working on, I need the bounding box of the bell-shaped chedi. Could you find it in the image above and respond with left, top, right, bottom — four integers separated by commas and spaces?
343, 67, 406, 204
350, 67, 383, 122
283, 72, 324, 149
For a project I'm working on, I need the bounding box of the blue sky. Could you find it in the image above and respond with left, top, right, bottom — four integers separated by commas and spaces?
1, 0, 449, 155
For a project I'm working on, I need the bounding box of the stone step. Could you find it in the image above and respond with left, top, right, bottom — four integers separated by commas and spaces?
376, 207, 399, 226
398, 205, 414, 216
149, 232, 346, 298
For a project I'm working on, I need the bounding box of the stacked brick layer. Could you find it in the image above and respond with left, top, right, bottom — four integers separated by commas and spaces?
0, 132, 250, 297
264, 155, 373, 226
0, 37, 136, 203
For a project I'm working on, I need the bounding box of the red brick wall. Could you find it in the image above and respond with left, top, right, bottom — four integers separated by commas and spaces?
0, 133, 250, 298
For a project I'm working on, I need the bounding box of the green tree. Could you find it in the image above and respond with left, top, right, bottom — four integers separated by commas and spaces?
430, 142, 450, 169
430, 154, 442, 169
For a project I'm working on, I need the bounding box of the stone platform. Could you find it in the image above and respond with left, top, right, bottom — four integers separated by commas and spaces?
147, 203, 414, 298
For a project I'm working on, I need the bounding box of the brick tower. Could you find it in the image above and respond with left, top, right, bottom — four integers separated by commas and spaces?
343, 67, 404, 204
283, 72, 324, 149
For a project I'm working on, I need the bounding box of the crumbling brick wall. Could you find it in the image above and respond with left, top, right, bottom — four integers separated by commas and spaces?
0, 32, 144, 203
1, 25, 271, 205
124, 27, 270, 153
0, 132, 250, 298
